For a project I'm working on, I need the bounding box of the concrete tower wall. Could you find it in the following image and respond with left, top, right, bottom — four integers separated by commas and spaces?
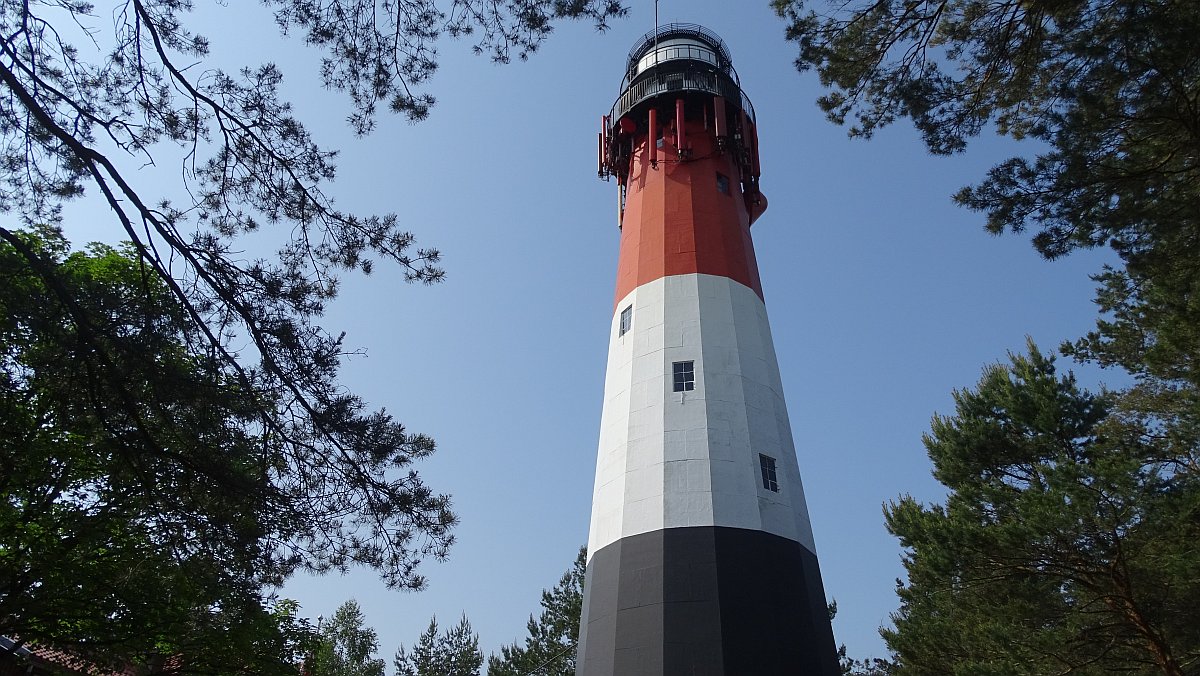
588, 273, 817, 555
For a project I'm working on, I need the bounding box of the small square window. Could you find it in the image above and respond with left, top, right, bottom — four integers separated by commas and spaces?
619, 305, 632, 336
672, 360, 695, 392
716, 172, 730, 195
759, 454, 779, 492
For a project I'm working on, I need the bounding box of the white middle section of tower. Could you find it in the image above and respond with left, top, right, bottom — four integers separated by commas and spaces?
587, 272, 817, 559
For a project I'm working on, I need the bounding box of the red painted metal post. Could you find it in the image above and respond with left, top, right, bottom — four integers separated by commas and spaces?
713, 96, 727, 139
676, 98, 686, 156
648, 107, 658, 166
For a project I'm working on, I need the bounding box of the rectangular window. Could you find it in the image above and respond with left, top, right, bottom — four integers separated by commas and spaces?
619, 305, 632, 336
759, 454, 779, 492
672, 360, 695, 392
716, 172, 730, 195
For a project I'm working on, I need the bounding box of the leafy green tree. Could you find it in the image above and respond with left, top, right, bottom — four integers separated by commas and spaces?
307, 600, 386, 676
0, 226, 322, 672
771, 0, 1200, 389
0, 0, 628, 590
882, 344, 1199, 675
394, 615, 483, 676
0, 0, 628, 664
487, 547, 586, 676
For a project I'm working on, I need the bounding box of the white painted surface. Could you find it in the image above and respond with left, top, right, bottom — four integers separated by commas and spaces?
586, 273, 818, 560
632, 38, 720, 78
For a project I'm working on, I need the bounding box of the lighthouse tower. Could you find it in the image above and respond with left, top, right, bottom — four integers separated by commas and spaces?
576, 25, 839, 675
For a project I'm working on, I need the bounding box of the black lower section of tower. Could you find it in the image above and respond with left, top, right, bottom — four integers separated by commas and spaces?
576, 527, 840, 675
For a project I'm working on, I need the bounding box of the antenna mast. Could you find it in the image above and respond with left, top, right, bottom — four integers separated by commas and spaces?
653, 0, 659, 70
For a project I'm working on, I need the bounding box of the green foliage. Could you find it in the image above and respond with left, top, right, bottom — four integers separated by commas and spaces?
0, 227, 325, 669
0, 0, 630, 667
487, 547, 586, 676
773, 0, 1200, 396
394, 615, 483, 676
0, 0, 631, 598
271, 0, 628, 133
307, 600, 386, 676
882, 344, 1200, 675
771, 6, 1200, 668
831, 602, 898, 676
841, 653, 897, 676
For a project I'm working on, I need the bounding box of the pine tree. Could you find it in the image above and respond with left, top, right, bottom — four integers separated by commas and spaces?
307, 600, 386, 676
883, 344, 1200, 674
768, 5, 1200, 669
487, 547, 586, 676
772, 0, 1200, 391
394, 615, 483, 676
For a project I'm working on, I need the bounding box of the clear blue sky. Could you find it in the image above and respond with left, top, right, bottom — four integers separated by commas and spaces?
60, 0, 1121, 666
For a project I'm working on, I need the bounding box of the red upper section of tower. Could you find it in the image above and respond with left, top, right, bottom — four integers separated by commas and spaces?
599, 24, 768, 309
613, 117, 763, 308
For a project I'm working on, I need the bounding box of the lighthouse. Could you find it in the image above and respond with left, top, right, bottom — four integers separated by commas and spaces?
576, 24, 839, 675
